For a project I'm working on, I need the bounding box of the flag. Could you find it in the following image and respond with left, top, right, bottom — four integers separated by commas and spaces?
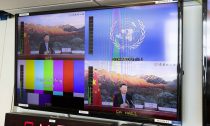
92, 71, 102, 106
24, 32, 31, 54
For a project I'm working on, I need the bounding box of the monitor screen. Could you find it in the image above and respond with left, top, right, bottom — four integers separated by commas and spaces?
15, 2, 181, 124
16, 11, 85, 112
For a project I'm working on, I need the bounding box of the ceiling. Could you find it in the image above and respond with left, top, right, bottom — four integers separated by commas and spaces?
0, 0, 200, 14
0, 0, 96, 14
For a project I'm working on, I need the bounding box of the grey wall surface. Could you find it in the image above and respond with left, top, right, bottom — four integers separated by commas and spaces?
182, 2, 202, 126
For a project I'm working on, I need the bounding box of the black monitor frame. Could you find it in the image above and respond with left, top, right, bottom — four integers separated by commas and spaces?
203, 0, 208, 125
14, 1, 183, 125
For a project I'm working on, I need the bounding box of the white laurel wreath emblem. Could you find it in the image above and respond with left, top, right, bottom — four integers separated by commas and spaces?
110, 19, 146, 49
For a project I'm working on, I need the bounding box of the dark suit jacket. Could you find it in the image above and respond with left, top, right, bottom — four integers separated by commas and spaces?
113, 93, 135, 108
39, 42, 55, 54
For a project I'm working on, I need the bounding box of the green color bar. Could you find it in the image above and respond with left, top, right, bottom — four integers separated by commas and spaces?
44, 60, 53, 91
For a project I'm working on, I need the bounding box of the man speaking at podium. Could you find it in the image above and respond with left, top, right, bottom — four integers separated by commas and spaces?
113, 83, 135, 108
39, 33, 55, 54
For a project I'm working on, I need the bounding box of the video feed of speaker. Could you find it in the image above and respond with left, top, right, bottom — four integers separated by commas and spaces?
16, 11, 85, 110
84, 3, 179, 120
15, 2, 181, 124
17, 12, 85, 60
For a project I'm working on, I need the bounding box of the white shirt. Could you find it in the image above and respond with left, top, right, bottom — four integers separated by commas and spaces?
122, 94, 126, 103
45, 43, 49, 52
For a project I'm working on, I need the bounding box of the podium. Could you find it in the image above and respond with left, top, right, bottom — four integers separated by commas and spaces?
5, 112, 118, 126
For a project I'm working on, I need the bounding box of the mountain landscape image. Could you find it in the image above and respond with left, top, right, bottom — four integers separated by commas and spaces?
19, 23, 85, 51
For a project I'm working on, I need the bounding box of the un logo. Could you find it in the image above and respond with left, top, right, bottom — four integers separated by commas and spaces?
110, 19, 146, 49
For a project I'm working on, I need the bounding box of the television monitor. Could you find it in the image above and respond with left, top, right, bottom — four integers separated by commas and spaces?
15, 2, 182, 125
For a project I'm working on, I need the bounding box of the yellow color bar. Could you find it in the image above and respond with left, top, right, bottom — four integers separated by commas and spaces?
25, 60, 35, 90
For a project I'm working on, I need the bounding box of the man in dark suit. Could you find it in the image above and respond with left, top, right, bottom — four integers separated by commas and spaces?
113, 83, 135, 108
39, 34, 55, 54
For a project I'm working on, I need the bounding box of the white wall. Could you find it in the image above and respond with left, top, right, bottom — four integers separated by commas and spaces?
0, 20, 7, 78
0, 2, 203, 126
0, 18, 15, 125
182, 2, 203, 126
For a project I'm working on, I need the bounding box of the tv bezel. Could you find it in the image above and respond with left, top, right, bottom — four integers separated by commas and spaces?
203, 0, 208, 126
14, 1, 183, 125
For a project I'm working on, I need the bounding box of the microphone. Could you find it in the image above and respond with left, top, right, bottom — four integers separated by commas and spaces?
126, 99, 135, 108
126, 99, 130, 108
130, 100, 135, 108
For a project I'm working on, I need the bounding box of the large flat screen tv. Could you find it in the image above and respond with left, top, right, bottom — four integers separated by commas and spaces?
15, 2, 182, 125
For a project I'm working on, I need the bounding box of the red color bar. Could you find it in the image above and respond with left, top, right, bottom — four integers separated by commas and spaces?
63, 60, 74, 92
